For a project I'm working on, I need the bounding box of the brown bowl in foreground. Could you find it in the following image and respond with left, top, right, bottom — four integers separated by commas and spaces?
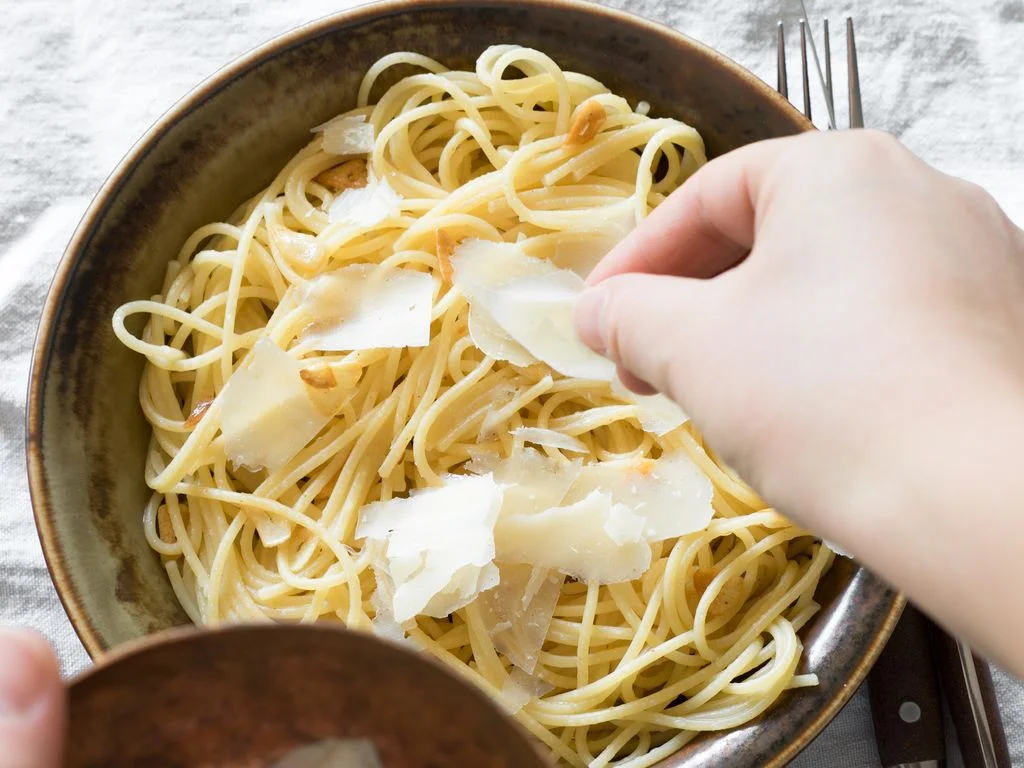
28, 1, 902, 765
68, 624, 547, 767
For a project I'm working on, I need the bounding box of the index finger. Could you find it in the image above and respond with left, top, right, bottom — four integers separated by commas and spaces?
587, 135, 795, 285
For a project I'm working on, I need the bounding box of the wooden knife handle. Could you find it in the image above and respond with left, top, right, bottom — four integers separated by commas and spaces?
868, 604, 946, 767
929, 624, 1012, 768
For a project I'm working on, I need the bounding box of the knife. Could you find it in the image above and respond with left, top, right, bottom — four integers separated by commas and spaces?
929, 627, 1013, 768
867, 603, 946, 768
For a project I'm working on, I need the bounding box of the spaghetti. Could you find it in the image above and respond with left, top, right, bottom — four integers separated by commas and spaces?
112, 46, 834, 767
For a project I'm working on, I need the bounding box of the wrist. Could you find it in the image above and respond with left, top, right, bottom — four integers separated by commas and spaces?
829, 373, 1024, 674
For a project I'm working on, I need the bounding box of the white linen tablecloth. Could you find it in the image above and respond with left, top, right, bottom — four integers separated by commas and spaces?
1, 1, 1021, 765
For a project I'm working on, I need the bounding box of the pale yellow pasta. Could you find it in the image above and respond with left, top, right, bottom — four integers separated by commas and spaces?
112, 46, 833, 767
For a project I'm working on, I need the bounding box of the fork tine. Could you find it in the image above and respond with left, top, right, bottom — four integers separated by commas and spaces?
846, 17, 864, 128
776, 22, 789, 99
823, 19, 834, 123
799, 19, 812, 120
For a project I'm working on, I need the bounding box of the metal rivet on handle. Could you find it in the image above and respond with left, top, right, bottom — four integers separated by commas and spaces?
899, 701, 922, 724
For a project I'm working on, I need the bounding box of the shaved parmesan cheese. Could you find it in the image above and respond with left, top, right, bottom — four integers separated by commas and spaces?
823, 540, 853, 558
487, 270, 616, 380
480, 563, 564, 674
451, 239, 550, 366
423, 561, 500, 618
604, 503, 647, 545
471, 381, 524, 441
611, 377, 688, 435
566, 453, 713, 542
220, 339, 331, 471
552, 233, 618, 278
467, 305, 537, 367
483, 448, 580, 522
552, 202, 635, 278
521, 565, 551, 608
512, 426, 587, 453
496, 490, 652, 583
298, 264, 433, 352
254, 515, 292, 548
314, 114, 375, 156
633, 392, 689, 435
268, 225, 323, 271
452, 239, 559, 295
369, 566, 414, 643
450, 238, 615, 379
500, 667, 554, 714
472, 448, 710, 581
328, 177, 402, 227
356, 474, 502, 623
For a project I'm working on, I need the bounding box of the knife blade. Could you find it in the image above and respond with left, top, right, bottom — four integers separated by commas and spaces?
928, 626, 1012, 768
867, 603, 946, 768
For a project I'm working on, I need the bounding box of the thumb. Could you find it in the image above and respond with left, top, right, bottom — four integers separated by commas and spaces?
574, 272, 723, 407
0, 629, 65, 768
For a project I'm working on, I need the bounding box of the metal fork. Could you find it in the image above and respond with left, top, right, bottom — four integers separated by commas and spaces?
775, 16, 862, 129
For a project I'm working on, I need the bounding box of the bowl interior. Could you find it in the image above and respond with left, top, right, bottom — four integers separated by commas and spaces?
29, 2, 900, 766
67, 624, 547, 767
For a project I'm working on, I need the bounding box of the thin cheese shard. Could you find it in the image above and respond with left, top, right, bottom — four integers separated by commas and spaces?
512, 426, 587, 453
467, 305, 537, 367
298, 264, 433, 352
268, 225, 323, 272
452, 239, 552, 366
631, 391, 689, 435
479, 448, 580, 522
254, 515, 292, 548
369, 565, 414, 643
823, 539, 853, 558
612, 377, 688, 435
452, 239, 559, 293
495, 490, 652, 583
500, 667, 554, 715
552, 202, 635, 278
473, 448, 712, 582
566, 453, 714, 542
328, 177, 402, 227
521, 565, 551, 608
356, 474, 502, 623
314, 114, 376, 155
485, 270, 616, 381
480, 563, 564, 674
220, 339, 332, 472
451, 239, 615, 379
604, 502, 647, 545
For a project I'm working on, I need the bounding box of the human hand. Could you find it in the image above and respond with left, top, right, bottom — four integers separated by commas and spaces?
0, 629, 65, 768
575, 129, 1024, 674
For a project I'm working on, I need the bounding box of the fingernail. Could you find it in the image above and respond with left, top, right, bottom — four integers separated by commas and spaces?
575, 284, 609, 355
0, 629, 53, 719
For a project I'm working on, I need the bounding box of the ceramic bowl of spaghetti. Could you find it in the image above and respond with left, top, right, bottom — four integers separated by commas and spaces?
28, 1, 901, 766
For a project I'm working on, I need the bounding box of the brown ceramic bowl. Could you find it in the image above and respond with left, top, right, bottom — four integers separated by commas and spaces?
28, 0, 902, 765
67, 623, 547, 767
